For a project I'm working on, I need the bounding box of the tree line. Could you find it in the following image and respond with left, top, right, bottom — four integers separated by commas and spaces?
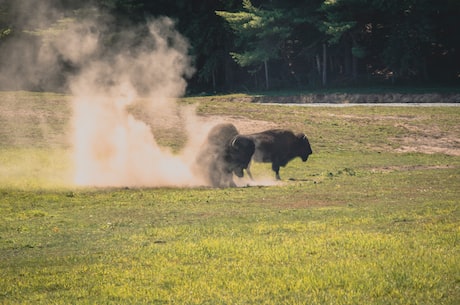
1, 0, 459, 93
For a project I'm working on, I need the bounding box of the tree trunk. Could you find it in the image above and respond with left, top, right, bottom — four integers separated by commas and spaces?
316, 55, 321, 75
344, 47, 352, 77
352, 53, 357, 79
322, 43, 327, 86
264, 60, 269, 90
212, 69, 216, 92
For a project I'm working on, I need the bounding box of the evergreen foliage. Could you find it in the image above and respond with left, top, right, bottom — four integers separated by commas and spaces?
0, 0, 459, 92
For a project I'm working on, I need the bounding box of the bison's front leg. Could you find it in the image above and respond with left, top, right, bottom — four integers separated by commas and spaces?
272, 163, 281, 180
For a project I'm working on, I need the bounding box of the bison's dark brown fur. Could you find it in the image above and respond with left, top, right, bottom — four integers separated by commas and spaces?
195, 123, 255, 188
245, 129, 312, 180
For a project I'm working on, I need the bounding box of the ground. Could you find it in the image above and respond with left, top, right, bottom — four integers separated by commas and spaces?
191, 93, 459, 156
392, 122, 460, 156
1, 92, 458, 156
206, 108, 460, 158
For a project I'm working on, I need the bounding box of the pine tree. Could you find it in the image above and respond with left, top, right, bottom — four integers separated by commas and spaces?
216, 0, 294, 89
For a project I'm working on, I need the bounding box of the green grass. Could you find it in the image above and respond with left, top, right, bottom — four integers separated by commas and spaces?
0, 91, 459, 304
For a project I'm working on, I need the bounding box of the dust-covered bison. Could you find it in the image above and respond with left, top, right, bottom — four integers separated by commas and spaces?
245, 129, 312, 180
195, 123, 255, 188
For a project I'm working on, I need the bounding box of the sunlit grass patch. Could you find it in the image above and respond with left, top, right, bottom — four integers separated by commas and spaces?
0, 91, 459, 304
1, 168, 458, 304
0, 148, 73, 189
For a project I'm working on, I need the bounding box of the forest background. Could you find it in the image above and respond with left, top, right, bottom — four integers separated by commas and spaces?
0, 0, 459, 94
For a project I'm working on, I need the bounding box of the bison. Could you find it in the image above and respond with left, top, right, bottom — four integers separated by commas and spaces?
245, 129, 312, 180
195, 123, 255, 188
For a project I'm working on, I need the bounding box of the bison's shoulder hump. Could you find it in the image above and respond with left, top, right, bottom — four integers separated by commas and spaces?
250, 129, 294, 138
207, 123, 239, 144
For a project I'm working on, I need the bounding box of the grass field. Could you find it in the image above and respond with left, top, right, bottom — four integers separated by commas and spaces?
0, 91, 459, 304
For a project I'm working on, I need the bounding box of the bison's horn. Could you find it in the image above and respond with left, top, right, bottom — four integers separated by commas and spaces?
231, 136, 239, 147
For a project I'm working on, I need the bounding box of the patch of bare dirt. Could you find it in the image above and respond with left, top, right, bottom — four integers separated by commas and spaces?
203, 99, 459, 156
328, 113, 419, 121
395, 141, 460, 156
130, 100, 278, 135
392, 123, 460, 156
322, 109, 459, 156
198, 114, 279, 134
131, 93, 460, 156
369, 164, 456, 173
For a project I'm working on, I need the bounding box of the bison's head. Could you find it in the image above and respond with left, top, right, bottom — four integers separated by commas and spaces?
297, 133, 313, 162
227, 135, 255, 177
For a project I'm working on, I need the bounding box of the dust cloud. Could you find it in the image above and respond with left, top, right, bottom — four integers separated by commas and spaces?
0, 2, 224, 187
68, 16, 202, 187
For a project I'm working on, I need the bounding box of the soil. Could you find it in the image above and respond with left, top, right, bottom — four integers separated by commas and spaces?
203, 114, 460, 157
369, 164, 455, 174
1, 92, 458, 156
391, 122, 460, 156
199, 114, 278, 134
207, 94, 460, 156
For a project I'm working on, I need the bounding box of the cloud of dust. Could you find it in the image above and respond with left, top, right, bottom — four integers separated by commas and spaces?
0, 2, 219, 187
67, 15, 206, 187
